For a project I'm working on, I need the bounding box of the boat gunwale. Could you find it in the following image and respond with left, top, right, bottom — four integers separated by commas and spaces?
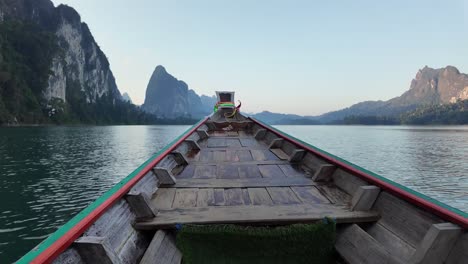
18, 117, 209, 264
250, 117, 468, 229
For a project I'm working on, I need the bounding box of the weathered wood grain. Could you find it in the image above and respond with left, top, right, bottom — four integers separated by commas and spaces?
270, 148, 289, 160
173, 188, 198, 208
278, 164, 305, 178
236, 150, 253, 161
139, 230, 165, 264
291, 186, 330, 204
335, 224, 401, 264
446, 232, 468, 264
239, 138, 258, 147
258, 164, 286, 178
238, 164, 262, 178
316, 185, 352, 205
226, 138, 241, 147
173, 177, 316, 188
411, 223, 462, 264
213, 188, 225, 206
247, 188, 273, 206
176, 164, 195, 179
125, 192, 157, 221
267, 187, 301, 205
196, 188, 215, 207
365, 223, 415, 263
135, 204, 380, 229
372, 191, 442, 247
152, 188, 176, 210
153, 167, 176, 185
193, 165, 217, 179
217, 164, 240, 179
224, 188, 245, 206
311, 164, 336, 181
351, 185, 381, 211
225, 150, 240, 162
74, 236, 121, 264
332, 169, 367, 195
207, 138, 227, 148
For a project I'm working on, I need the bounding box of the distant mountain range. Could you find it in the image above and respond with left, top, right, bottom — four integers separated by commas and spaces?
140, 65, 468, 124
249, 66, 468, 124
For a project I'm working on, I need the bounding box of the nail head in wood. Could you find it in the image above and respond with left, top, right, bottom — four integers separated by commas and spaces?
351, 185, 380, 211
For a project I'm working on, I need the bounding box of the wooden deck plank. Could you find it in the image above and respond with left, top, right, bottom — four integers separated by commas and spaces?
251, 149, 279, 161
199, 151, 214, 162
241, 188, 251, 205
136, 204, 380, 229
172, 189, 198, 208
226, 138, 241, 147
292, 186, 331, 204
225, 150, 240, 162
217, 164, 240, 179
176, 164, 195, 179
196, 189, 215, 207
270, 148, 289, 160
316, 185, 352, 205
224, 188, 245, 206
238, 164, 262, 178
278, 164, 305, 178
190, 160, 290, 166
193, 165, 217, 179
247, 188, 273, 205
239, 138, 258, 147
213, 150, 226, 162
152, 188, 176, 210
258, 164, 286, 178
207, 138, 227, 148
213, 188, 225, 206
173, 177, 316, 188
267, 187, 301, 205
237, 150, 253, 161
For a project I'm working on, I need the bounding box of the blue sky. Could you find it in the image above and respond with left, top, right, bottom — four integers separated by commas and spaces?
51, 0, 468, 115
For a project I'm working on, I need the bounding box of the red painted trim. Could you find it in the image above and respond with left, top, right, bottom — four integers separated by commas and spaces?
250, 118, 468, 229
31, 118, 209, 264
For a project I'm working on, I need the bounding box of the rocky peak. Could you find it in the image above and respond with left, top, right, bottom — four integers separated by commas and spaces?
141, 66, 215, 119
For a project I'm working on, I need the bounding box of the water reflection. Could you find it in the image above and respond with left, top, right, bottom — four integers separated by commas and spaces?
0, 125, 188, 262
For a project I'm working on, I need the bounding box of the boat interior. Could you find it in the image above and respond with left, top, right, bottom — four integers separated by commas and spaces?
48, 92, 466, 264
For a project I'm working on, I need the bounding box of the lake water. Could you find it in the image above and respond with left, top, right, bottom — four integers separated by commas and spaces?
0, 125, 467, 262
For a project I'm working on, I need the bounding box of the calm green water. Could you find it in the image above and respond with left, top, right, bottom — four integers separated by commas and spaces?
0, 125, 467, 262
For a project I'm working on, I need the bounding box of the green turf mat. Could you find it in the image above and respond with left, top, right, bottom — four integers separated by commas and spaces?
176, 219, 336, 264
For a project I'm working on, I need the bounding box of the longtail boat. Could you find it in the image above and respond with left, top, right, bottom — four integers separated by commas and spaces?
18, 92, 467, 263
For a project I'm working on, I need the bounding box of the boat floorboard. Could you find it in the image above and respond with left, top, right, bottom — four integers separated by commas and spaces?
140, 128, 372, 229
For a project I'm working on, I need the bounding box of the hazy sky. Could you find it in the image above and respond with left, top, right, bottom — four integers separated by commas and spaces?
50, 0, 468, 115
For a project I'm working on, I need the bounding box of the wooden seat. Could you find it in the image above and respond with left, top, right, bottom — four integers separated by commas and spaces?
135, 204, 379, 230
